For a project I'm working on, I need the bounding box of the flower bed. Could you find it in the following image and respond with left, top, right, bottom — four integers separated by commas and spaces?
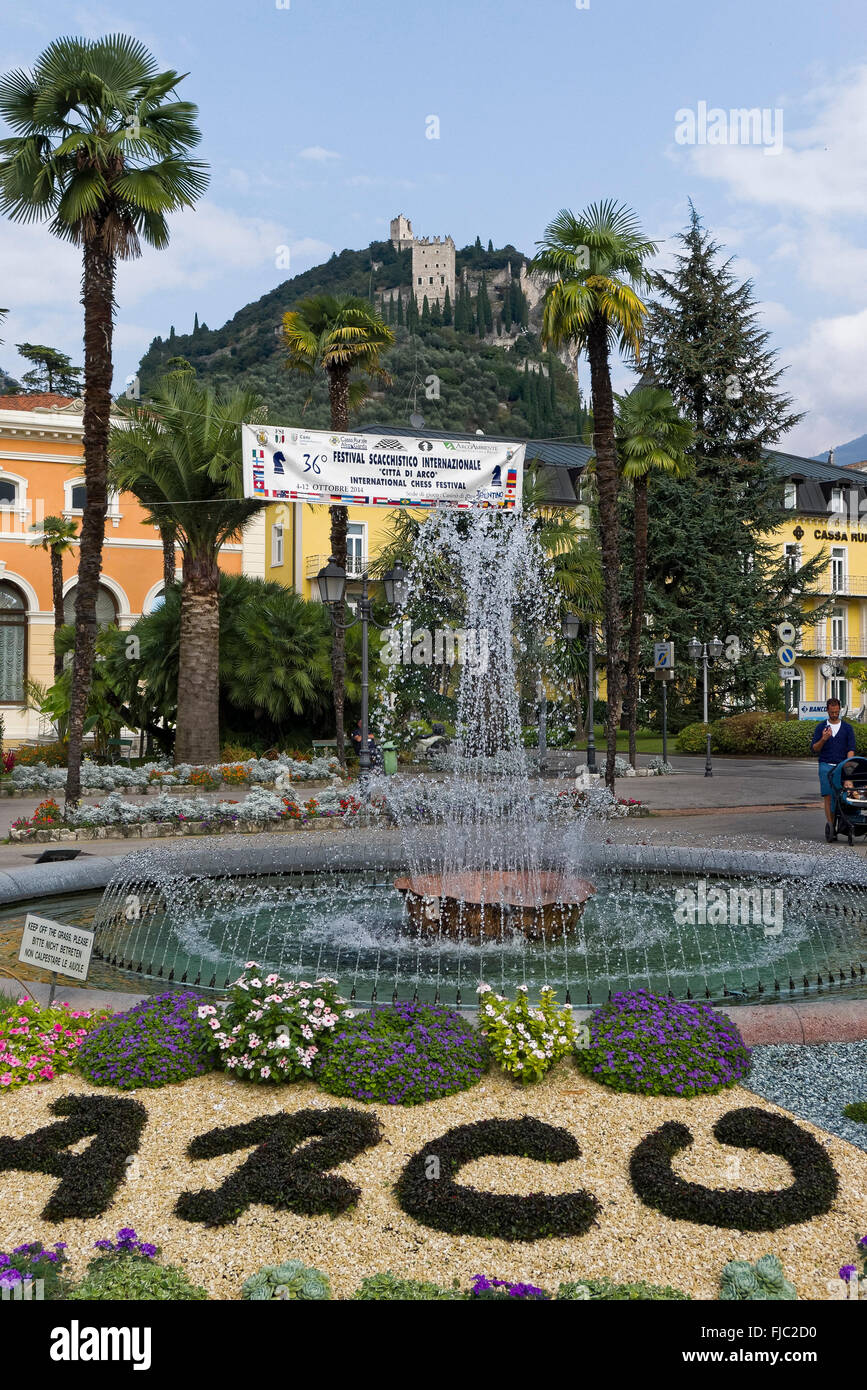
204, 969, 350, 1082
316, 1001, 488, 1105
76, 992, 214, 1089
575, 990, 752, 1097
8, 752, 341, 796
0, 998, 109, 1091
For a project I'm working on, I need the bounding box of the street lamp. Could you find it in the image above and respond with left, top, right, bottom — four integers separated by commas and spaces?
689, 635, 723, 777
317, 557, 402, 799
563, 613, 596, 773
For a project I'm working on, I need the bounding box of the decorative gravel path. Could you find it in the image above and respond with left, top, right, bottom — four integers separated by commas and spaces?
743, 1041, 867, 1153
0, 1065, 864, 1300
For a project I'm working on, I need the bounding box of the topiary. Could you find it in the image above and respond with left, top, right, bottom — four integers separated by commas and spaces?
75, 990, 213, 1089
352, 1272, 462, 1301
575, 989, 751, 1097
843, 1101, 867, 1123
316, 1001, 488, 1105
68, 1254, 209, 1300
720, 1254, 798, 1300
241, 1260, 331, 1300
557, 1277, 690, 1301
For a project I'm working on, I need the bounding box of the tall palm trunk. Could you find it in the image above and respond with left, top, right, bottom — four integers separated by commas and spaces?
65, 236, 114, 809
50, 548, 64, 679
160, 524, 176, 591
175, 549, 220, 765
327, 364, 350, 764
586, 315, 623, 789
625, 472, 648, 767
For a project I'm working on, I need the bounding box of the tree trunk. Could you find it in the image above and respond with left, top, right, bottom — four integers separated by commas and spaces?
51, 549, 64, 679
65, 237, 115, 810
586, 315, 623, 790
328, 364, 350, 764
175, 549, 221, 765
626, 472, 649, 767
160, 525, 176, 591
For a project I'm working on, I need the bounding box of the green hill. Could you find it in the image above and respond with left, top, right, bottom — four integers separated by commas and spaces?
136, 237, 588, 439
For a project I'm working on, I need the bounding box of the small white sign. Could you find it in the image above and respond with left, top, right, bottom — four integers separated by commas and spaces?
777, 621, 797, 644
799, 701, 845, 722
18, 914, 94, 981
653, 641, 674, 668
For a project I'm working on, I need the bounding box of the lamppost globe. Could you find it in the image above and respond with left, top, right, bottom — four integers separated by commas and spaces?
561, 613, 581, 643
709, 636, 724, 660
688, 637, 702, 662
316, 556, 346, 606
382, 563, 408, 609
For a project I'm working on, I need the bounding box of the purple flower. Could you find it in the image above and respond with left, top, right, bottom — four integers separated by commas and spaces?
840, 1265, 857, 1281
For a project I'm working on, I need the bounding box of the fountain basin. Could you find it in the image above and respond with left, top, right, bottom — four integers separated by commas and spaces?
393, 870, 596, 940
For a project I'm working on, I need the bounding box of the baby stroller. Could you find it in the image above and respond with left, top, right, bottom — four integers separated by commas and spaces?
828, 757, 867, 845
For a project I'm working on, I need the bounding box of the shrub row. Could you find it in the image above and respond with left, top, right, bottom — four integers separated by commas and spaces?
679, 714, 867, 758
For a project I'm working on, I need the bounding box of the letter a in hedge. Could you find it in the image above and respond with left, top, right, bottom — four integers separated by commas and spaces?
175, 1107, 382, 1227
0, 1093, 147, 1221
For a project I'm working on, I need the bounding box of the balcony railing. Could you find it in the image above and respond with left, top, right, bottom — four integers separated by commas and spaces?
305, 553, 367, 580
812, 573, 867, 596
799, 636, 867, 658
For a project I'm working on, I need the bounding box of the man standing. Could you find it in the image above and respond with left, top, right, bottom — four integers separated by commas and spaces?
812, 697, 856, 840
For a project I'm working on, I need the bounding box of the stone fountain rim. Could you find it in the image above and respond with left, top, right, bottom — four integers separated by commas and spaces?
3, 835, 867, 909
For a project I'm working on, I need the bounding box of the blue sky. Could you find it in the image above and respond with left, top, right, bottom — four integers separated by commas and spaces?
2, 0, 865, 455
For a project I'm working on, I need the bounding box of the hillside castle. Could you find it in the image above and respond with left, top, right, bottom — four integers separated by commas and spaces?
390, 215, 456, 310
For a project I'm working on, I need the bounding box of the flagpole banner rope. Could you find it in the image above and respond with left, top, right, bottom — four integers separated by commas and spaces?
242, 425, 525, 509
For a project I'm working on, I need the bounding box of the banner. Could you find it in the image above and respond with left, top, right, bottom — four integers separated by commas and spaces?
242, 425, 524, 509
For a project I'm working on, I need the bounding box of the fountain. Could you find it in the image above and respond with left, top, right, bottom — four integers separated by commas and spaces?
393, 870, 595, 940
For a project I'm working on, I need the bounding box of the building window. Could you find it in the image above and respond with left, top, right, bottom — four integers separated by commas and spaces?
63, 584, 118, 630
831, 546, 847, 593
0, 480, 17, 506
831, 486, 844, 516
70, 483, 87, 511
417, 276, 422, 285
830, 676, 849, 709
782, 669, 802, 713
831, 606, 846, 654
272, 524, 284, 567
347, 523, 365, 577
144, 587, 165, 615
783, 481, 797, 509
784, 543, 801, 572
0, 581, 26, 703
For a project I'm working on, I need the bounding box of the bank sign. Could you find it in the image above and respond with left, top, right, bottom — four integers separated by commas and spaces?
242, 425, 525, 509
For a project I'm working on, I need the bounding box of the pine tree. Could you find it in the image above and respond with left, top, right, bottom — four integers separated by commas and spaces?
442, 286, 452, 326
169, 325, 175, 339
501, 285, 512, 330
430, 298, 442, 327
638, 204, 818, 720
421, 294, 431, 326
397, 293, 404, 326
406, 293, 419, 332
487, 238, 494, 253
474, 235, 483, 255
193, 311, 199, 333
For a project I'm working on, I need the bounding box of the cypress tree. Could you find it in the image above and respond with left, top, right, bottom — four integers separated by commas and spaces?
639, 203, 819, 719
421, 294, 431, 326
193, 311, 199, 333
487, 238, 494, 253
501, 285, 512, 330
430, 298, 442, 327
442, 286, 453, 325
397, 293, 404, 326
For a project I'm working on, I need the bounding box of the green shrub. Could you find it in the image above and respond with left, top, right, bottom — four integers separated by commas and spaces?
676, 722, 711, 753
68, 1254, 208, 1300
557, 1277, 690, 1301
352, 1272, 462, 1300
843, 1101, 867, 1123
476, 985, 574, 1083
241, 1260, 331, 1300
720, 1254, 797, 1300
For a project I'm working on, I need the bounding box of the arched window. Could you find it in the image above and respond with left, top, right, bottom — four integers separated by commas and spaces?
71, 483, 87, 511
0, 581, 27, 703
63, 584, 118, 630
0, 479, 17, 505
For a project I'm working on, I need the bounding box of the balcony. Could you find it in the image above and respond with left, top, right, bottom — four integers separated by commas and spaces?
799, 635, 867, 658
813, 573, 867, 597
305, 553, 367, 580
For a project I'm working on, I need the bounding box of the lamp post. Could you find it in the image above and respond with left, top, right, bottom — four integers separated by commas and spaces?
688, 635, 723, 777
317, 557, 407, 799
562, 613, 596, 773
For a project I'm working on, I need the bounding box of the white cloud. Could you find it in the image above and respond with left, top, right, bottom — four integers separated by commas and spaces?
782, 307, 867, 454
298, 145, 341, 162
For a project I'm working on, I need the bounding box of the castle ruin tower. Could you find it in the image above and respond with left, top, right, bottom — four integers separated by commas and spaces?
390, 214, 413, 250
412, 235, 456, 309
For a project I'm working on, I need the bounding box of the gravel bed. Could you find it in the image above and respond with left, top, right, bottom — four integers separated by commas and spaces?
743, 1041, 867, 1153
0, 1066, 864, 1301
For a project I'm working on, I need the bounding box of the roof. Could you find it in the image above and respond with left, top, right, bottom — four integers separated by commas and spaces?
763, 448, 857, 483
0, 394, 80, 412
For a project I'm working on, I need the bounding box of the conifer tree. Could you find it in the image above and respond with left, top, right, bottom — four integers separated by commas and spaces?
487, 238, 494, 253
501, 285, 512, 330
442, 286, 452, 325
430, 298, 442, 327
421, 294, 431, 326
396, 293, 404, 326
639, 204, 819, 719
193, 311, 199, 333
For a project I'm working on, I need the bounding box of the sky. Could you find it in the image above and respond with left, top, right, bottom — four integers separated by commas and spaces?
1, 0, 865, 457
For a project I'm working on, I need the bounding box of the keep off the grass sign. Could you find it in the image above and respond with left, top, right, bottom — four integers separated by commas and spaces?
18, 914, 94, 982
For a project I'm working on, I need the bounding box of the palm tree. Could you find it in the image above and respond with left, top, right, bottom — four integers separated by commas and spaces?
109, 370, 266, 765
530, 202, 657, 787
29, 515, 78, 676
282, 294, 394, 762
0, 34, 209, 806
616, 384, 694, 766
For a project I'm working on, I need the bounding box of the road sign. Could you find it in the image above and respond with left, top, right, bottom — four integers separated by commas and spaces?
777, 621, 796, 644
18, 913, 94, 983
653, 641, 674, 669
777, 645, 796, 667
653, 668, 674, 682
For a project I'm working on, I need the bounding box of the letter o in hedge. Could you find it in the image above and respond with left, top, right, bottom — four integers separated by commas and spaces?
629, 1106, 839, 1231
396, 1116, 600, 1242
